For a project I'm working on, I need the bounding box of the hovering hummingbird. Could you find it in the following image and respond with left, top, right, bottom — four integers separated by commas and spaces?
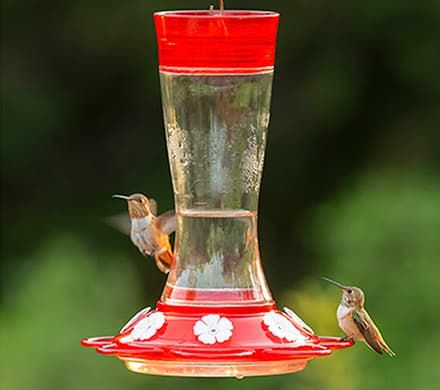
323, 277, 396, 356
111, 193, 176, 274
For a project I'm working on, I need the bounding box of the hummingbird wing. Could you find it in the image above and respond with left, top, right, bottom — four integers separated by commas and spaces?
156, 209, 176, 235
361, 310, 396, 356
149, 198, 158, 216
352, 310, 383, 355
103, 213, 131, 235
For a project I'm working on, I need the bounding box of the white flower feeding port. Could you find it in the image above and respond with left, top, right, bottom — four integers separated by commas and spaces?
119, 307, 152, 334
120, 311, 166, 343
193, 315, 234, 345
283, 307, 315, 335
263, 312, 308, 344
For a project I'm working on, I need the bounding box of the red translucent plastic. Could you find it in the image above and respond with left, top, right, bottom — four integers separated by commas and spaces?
154, 11, 279, 73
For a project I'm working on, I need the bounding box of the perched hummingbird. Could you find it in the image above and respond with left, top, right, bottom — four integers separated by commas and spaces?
111, 193, 176, 274
323, 277, 396, 356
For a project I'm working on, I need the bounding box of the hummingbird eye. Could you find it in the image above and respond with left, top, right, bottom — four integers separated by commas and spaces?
347, 289, 353, 294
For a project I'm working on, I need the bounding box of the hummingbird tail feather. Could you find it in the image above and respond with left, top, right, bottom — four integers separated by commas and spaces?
155, 249, 175, 274
362, 339, 383, 354
380, 340, 396, 357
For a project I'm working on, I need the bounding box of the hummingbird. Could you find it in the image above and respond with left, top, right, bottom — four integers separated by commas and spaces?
323, 277, 396, 356
111, 193, 176, 274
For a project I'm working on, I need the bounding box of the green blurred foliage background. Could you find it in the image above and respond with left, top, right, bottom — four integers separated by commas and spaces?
3, 0, 440, 389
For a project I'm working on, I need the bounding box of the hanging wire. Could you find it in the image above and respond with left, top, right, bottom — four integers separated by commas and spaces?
208, 1, 225, 15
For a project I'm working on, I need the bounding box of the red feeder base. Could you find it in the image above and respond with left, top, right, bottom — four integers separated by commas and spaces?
81, 301, 353, 378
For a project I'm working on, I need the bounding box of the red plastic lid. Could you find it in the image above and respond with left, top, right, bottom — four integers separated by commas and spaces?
153, 10, 279, 74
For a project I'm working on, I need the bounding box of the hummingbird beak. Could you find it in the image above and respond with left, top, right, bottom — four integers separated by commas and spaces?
322, 277, 348, 290
112, 194, 130, 200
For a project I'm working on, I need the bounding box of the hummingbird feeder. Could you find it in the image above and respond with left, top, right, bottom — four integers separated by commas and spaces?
81, 9, 353, 378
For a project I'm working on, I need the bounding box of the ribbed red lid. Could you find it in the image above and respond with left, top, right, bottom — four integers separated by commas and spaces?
153, 10, 279, 74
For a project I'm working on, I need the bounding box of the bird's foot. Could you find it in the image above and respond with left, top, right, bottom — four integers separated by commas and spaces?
340, 335, 355, 343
